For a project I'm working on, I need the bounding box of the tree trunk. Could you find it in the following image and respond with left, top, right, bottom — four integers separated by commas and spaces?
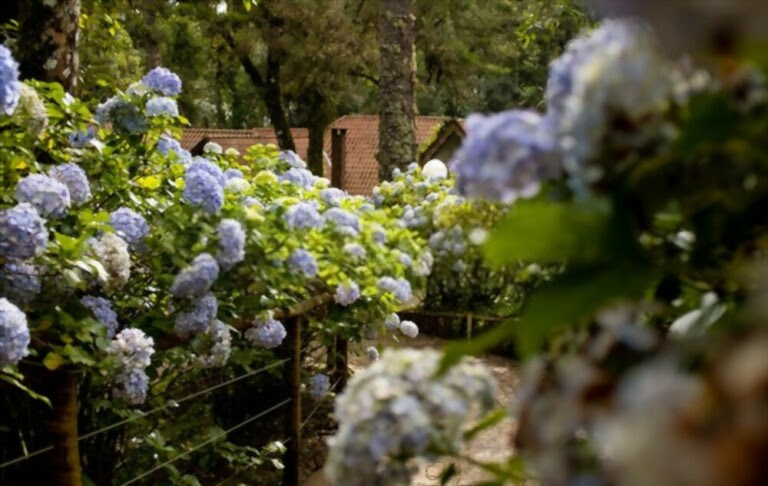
378, 0, 417, 181
264, 50, 296, 152
16, 0, 81, 92
307, 119, 327, 176
143, 0, 161, 69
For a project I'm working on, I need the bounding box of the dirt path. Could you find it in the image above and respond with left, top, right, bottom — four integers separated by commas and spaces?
304, 334, 519, 486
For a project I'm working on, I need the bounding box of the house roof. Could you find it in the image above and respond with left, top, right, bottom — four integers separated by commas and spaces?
179, 115, 461, 196
323, 115, 452, 195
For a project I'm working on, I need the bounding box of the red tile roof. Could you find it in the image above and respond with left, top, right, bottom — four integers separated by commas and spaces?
324, 115, 450, 195
180, 115, 454, 196
180, 128, 311, 161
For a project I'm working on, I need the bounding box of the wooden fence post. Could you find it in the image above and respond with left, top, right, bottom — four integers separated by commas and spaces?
466, 312, 473, 339
334, 339, 348, 392
282, 316, 302, 486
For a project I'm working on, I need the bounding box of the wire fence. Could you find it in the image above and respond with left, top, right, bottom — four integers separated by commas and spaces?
1, 326, 343, 486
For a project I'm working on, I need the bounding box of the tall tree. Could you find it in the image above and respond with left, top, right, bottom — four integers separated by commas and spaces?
378, 0, 417, 180
14, 0, 81, 92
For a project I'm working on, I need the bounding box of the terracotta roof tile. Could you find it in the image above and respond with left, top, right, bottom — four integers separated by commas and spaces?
180, 128, 312, 162
323, 115, 449, 195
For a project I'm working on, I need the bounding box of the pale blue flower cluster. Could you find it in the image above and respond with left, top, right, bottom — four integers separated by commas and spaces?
452, 20, 675, 199
452, 110, 557, 203
108, 327, 155, 405
384, 313, 400, 331
183, 161, 225, 214
49, 163, 91, 205
109, 207, 149, 248
326, 349, 497, 486
310, 373, 331, 399
68, 127, 95, 148
371, 225, 388, 245
288, 249, 318, 277
170, 253, 220, 298
81, 295, 119, 338
399, 204, 429, 228
142, 67, 182, 96
284, 202, 322, 230
428, 226, 467, 258
399, 320, 419, 338
335, 281, 361, 306
224, 168, 244, 180
377, 277, 412, 303
0, 298, 30, 366
174, 293, 218, 338
343, 243, 366, 259
280, 167, 317, 188
0, 203, 49, 259
0, 260, 40, 303
157, 135, 191, 159
278, 150, 307, 169
366, 346, 379, 362
323, 208, 360, 235
245, 315, 287, 349
15, 174, 71, 218
95, 97, 147, 134
216, 219, 246, 269
145, 96, 179, 117
198, 320, 231, 368
320, 188, 346, 207
0, 45, 20, 115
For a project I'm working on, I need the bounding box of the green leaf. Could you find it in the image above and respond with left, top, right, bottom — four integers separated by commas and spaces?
43, 352, 66, 370
484, 200, 611, 265
463, 408, 507, 441
137, 175, 161, 190
0, 372, 51, 407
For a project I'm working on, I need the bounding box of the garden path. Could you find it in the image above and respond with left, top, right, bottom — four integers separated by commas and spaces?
303, 334, 520, 486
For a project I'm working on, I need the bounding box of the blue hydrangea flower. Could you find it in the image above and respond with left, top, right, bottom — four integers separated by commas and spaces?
451, 110, 558, 203
95, 97, 147, 134
81, 295, 119, 338
174, 293, 217, 338
310, 373, 331, 399
399, 320, 419, 338
343, 243, 366, 259
224, 168, 244, 180
183, 169, 224, 214
335, 281, 361, 306
323, 208, 360, 235
371, 225, 388, 245
186, 157, 226, 186
377, 277, 412, 303
245, 315, 287, 349
407, 162, 420, 173
109, 327, 154, 369
49, 163, 91, 206
108, 207, 149, 248
216, 219, 246, 269
0, 260, 40, 303
145, 96, 179, 117
321, 188, 346, 207
157, 135, 191, 160
384, 313, 400, 331
280, 168, 317, 188
278, 150, 307, 169
0, 203, 49, 259
112, 368, 149, 405
399, 253, 413, 267
141, 67, 182, 96
0, 45, 20, 115
288, 249, 318, 277
366, 346, 380, 362
0, 298, 30, 366
15, 174, 71, 218
68, 127, 95, 148
284, 202, 322, 230
170, 253, 220, 298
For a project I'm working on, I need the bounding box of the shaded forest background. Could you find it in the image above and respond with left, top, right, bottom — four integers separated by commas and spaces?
2, 0, 590, 129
